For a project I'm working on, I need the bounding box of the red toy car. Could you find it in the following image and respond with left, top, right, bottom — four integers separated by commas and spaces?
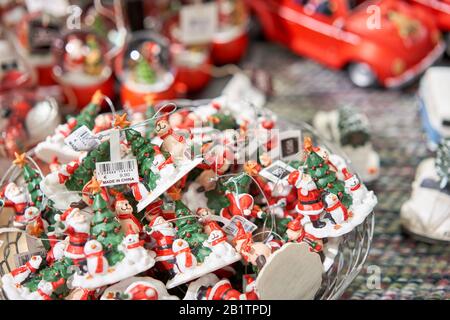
247, 0, 445, 88
409, 0, 450, 54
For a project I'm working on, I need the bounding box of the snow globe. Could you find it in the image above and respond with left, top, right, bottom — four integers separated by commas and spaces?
115, 31, 181, 109
212, 0, 249, 65
0, 34, 35, 93
15, 11, 65, 86
52, 30, 115, 109
163, 13, 212, 93
81, 0, 127, 61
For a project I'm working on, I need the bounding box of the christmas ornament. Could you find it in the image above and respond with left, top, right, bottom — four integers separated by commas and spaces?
35, 90, 104, 163
313, 105, 380, 182
52, 31, 114, 109
16, 12, 63, 86
211, 0, 249, 65
419, 67, 450, 150
401, 137, 450, 243
0, 96, 376, 300
100, 277, 178, 300
115, 31, 182, 109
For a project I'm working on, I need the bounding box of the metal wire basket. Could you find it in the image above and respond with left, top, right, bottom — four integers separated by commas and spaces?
0, 99, 375, 300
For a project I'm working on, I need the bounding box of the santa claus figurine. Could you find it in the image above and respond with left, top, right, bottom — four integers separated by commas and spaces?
286, 216, 324, 258
57, 161, 80, 184
288, 171, 325, 229
233, 221, 271, 270
0, 181, 29, 226
55, 207, 90, 264
124, 282, 159, 300
146, 215, 177, 277
198, 279, 245, 300
114, 192, 142, 234
221, 190, 263, 220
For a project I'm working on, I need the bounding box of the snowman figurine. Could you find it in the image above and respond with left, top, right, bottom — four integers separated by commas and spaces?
9, 255, 42, 285
172, 239, 197, 274
84, 240, 109, 276
27, 278, 65, 300
151, 145, 176, 179
121, 227, 147, 265
24, 206, 47, 237
342, 168, 369, 205
322, 191, 351, 228
203, 222, 235, 259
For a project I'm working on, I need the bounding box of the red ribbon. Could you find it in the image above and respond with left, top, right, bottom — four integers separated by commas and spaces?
37, 289, 52, 300
175, 247, 193, 267
117, 213, 142, 231
160, 129, 184, 142
11, 261, 36, 277
85, 251, 104, 274
126, 240, 145, 249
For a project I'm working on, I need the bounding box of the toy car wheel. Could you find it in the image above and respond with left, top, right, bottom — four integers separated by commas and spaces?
348, 63, 377, 88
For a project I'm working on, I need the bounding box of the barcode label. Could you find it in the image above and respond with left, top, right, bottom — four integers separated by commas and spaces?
259, 160, 295, 183
223, 215, 257, 236
96, 159, 139, 187
65, 125, 100, 152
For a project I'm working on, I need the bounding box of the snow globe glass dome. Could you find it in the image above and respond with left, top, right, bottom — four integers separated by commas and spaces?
212, 0, 249, 65
115, 30, 180, 110
0, 33, 36, 93
163, 11, 212, 93
15, 11, 65, 86
52, 30, 115, 109
81, 0, 127, 60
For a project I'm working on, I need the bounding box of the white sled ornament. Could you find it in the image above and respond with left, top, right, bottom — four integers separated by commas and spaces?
255, 243, 323, 300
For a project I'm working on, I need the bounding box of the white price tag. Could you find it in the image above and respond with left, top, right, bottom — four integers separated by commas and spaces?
223, 215, 257, 236
95, 159, 139, 187
271, 130, 302, 161
180, 2, 218, 45
259, 160, 296, 183
222, 73, 266, 108
65, 125, 100, 152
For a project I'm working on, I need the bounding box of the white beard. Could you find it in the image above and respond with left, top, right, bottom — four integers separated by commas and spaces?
68, 220, 90, 234
154, 226, 176, 237
5, 191, 27, 204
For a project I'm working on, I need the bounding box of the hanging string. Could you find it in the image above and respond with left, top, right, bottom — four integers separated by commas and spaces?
214, 172, 276, 243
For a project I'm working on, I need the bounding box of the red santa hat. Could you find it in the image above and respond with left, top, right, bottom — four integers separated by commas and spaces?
287, 216, 303, 232
52, 278, 66, 291
114, 192, 127, 202
260, 119, 275, 130
342, 168, 353, 180
148, 215, 164, 228
207, 221, 224, 234
56, 207, 77, 222
155, 103, 177, 125
126, 283, 158, 300
208, 279, 242, 300
211, 101, 221, 111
